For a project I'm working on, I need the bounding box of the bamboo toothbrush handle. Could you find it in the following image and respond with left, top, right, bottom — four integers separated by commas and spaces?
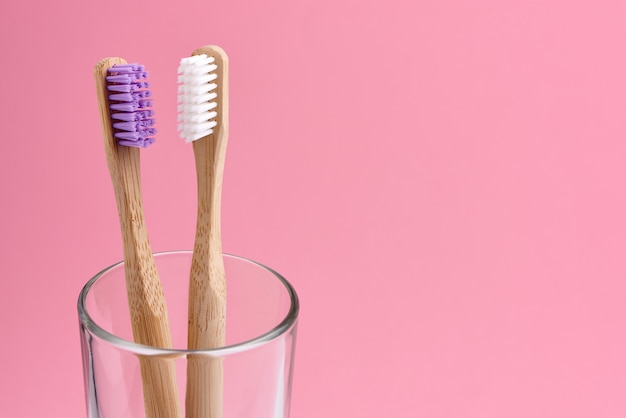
186, 117, 228, 418
188, 135, 227, 349
95, 58, 182, 418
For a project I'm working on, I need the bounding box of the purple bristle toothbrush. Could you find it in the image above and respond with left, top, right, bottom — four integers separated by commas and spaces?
94, 58, 182, 418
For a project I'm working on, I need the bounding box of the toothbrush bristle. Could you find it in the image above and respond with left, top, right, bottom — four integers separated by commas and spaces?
177, 54, 218, 143
106, 63, 156, 148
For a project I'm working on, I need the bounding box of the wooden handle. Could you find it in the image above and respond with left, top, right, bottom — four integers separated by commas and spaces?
95, 58, 182, 418
186, 45, 229, 418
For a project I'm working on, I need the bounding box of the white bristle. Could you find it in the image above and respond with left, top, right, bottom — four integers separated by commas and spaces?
177, 54, 218, 143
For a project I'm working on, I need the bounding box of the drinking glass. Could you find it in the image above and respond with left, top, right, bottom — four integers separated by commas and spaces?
78, 251, 299, 418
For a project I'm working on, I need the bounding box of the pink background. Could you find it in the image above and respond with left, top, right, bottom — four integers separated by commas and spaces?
2, 0, 626, 416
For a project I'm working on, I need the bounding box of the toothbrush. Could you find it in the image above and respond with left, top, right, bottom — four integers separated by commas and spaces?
94, 58, 182, 418
178, 46, 229, 418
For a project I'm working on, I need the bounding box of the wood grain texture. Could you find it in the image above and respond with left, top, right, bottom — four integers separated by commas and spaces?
186, 45, 229, 418
95, 58, 182, 418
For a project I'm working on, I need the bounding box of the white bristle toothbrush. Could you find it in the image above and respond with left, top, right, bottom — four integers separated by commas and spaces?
177, 46, 229, 418
94, 58, 182, 418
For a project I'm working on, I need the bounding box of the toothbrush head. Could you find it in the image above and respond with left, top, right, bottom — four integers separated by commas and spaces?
106, 63, 156, 148
177, 54, 218, 143
177, 46, 228, 143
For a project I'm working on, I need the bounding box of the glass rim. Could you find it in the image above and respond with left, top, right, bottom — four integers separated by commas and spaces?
77, 250, 299, 357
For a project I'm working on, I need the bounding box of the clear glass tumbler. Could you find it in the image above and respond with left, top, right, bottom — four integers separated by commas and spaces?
78, 251, 299, 418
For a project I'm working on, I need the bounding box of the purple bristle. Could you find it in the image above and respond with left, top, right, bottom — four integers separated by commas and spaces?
106, 63, 155, 149
108, 90, 151, 102
107, 84, 137, 93
118, 138, 156, 148
113, 119, 156, 131
111, 110, 154, 122
107, 82, 149, 93
115, 128, 157, 141
110, 102, 139, 112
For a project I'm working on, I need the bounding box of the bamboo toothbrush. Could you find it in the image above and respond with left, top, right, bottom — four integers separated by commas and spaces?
94, 58, 182, 418
177, 46, 229, 418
